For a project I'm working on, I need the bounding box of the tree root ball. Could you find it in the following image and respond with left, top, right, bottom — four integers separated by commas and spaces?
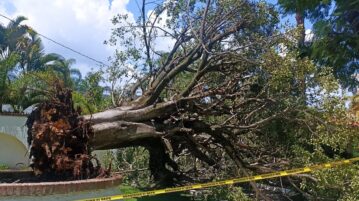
26, 83, 108, 181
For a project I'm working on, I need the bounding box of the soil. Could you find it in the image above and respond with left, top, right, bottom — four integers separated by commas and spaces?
0, 170, 38, 183
0, 176, 42, 183
25, 82, 108, 181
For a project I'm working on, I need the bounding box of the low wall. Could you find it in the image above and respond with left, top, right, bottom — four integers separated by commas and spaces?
0, 171, 122, 196
0, 115, 28, 146
0, 133, 29, 169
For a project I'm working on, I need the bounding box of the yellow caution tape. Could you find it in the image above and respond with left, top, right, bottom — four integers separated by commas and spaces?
76, 157, 359, 201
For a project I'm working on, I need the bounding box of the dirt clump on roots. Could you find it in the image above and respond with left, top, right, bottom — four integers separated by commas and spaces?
26, 83, 108, 181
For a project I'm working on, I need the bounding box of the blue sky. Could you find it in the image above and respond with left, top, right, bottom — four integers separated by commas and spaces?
0, 0, 307, 76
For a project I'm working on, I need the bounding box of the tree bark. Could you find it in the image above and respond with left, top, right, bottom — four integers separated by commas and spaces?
90, 121, 163, 150
296, 11, 305, 47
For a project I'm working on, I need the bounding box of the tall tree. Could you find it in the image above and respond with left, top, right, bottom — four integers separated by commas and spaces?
278, 0, 359, 89
0, 16, 28, 52
277, 0, 332, 102
311, 0, 359, 89
0, 16, 28, 109
0, 50, 19, 109
277, 0, 329, 46
16, 29, 63, 73
49, 57, 82, 88
0, 16, 82, 111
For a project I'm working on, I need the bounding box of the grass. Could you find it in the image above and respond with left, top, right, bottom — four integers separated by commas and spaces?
118, 186, 193, 201
0, 164, 9, 170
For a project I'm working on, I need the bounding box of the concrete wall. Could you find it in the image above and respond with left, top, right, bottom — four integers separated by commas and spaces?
0, 115, 29, 168
0, 133, 29, 169
0, 115, 28, 146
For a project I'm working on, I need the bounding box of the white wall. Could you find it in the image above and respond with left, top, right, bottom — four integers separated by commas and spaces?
0, 133, 29, 169
0, 115, 28, 146
0, 115, 29, 168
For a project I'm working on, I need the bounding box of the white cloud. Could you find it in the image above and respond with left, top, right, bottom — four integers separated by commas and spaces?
76, 63, 95, 76
0, 0, 134, 75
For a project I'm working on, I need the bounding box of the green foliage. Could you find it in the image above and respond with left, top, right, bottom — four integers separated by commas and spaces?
74, 71, 111, 114
105, 0, 358, 199
118, 186, 141, 201
278, 0, 359, 89
0, 16, 111, 113
1, 1, 356, 200
72, 91, 97, 115
0, 16, 92, 111
198, 186, 251, 201
290, 146, 359, 201
104, 0, 359, 198
114, 147, 151, 187
286, 93, 359, 200
0, 52, 19, 105
0, 164, 9, 170
278, 0, 331, 18
5, 70, 59, 110
118, 186, 192, 201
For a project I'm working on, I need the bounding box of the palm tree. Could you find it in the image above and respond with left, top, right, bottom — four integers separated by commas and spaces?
0, 16, 28, 52
48, 58, 82, 88
0, 15, 81, 111
0, 16, 28, 111
8, 55, 82, 111
0, 49, 19, 110
16, 29, 67, 74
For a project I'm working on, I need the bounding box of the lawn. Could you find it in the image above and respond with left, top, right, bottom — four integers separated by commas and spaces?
119, 186, 193, 201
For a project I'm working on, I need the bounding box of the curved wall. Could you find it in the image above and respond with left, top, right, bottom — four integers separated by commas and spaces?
0, 115, 28, 146
0, 133, 29, 169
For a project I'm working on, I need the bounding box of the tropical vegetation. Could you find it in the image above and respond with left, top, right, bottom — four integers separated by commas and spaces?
1, 0, 358, 200
0, 16, 108, 112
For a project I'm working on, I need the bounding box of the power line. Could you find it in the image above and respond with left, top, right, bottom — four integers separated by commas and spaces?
36, 33, 109, 67
0, 13, 110, 67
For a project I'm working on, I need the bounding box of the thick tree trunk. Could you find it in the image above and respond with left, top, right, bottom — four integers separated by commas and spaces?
85, 101, 175, 151
85, 95, 204, 150
90, 121, 162, 150
86, 103, 187, 185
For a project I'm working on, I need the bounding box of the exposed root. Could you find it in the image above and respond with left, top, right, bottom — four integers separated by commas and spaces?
26, 82, 108, 181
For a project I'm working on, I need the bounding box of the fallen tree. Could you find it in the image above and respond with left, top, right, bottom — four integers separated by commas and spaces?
84, 0, 283, 186
25, 0, 358, 199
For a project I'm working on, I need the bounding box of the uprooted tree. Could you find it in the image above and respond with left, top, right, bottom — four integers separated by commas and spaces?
25, 0, 358, 199
26, 82, 109, 180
